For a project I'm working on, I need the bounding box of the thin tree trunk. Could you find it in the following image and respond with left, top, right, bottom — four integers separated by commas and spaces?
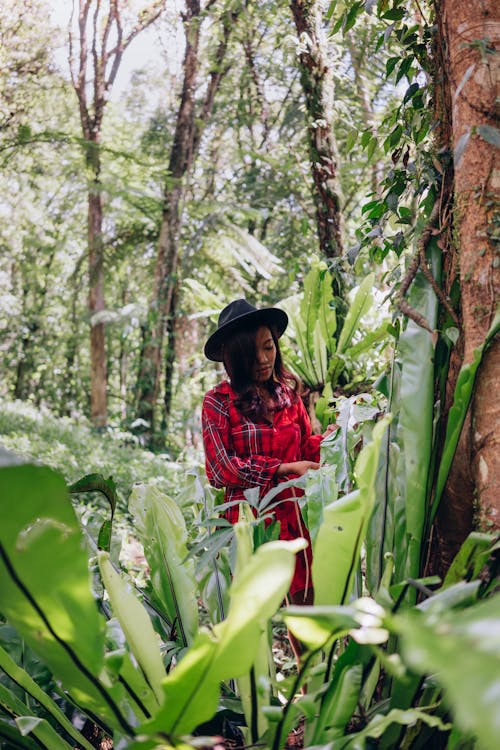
69, 0, 166, 427
87, 143, 107, 426
289, 0, 344, 266
62, 253, 86, 416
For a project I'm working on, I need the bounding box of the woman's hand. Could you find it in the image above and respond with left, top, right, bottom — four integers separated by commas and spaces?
276, 460, 320, 478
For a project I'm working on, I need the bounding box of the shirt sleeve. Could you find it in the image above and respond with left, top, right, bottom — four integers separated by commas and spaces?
202, 390, 281, 490
297, 396, 322, 462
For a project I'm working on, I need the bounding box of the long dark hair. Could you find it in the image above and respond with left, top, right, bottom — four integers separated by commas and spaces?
222, 323, 299, 421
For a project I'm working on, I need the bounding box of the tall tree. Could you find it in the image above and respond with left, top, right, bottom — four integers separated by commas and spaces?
69, 0, 166, 427
289, 0, 344, 271
135, 0, 241, 441
432, 0, 499, 566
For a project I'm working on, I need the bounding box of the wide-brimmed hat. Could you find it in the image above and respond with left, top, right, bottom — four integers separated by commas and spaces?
204, 298, 288, 362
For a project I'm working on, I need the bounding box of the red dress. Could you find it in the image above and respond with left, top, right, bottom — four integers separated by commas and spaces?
202, 380, 321, 595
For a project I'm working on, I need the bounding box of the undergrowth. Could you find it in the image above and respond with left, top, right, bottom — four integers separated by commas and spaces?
0, 399, 192, 510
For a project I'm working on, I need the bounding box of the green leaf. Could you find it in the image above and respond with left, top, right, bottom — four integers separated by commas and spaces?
382, 8, 405, 21
396, 594, 500, 750
98, 551, 166, 705
386, 57, 400, 77
336, 273, 375, 354
389, 124, 403, 147
0, 718, 39, 750
431, 312, 500, 522
280, 605, 359, 650
367, 135, 378, 160
233, 513, 269, 741
326, 2, 338, 22
313, 663, 363, 742
0, 464, 131, 734
443, 532, 497, 588
142, 539, 305, 736
281, 259, 337, 388
303, 464, 339, 546
69, 473, 118, 552
350, 707, 450, 743
312, 417, 391, 605
343, 323, 389, 357
0, 683, 74, 750
397, 242, 440, 584
344, 2, 363, 33
128, 484, 199, 647
0, 645, 94, 750
396, 56, 412, 84
403, 82, 420, 103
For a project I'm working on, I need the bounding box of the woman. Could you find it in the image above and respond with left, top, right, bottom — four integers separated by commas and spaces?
202, 298, 334, 608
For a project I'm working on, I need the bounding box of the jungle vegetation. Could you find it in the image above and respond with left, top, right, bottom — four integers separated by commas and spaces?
0, 1, 498, 749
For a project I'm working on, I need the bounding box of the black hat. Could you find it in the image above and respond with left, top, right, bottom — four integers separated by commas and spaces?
204, 298, 288, 362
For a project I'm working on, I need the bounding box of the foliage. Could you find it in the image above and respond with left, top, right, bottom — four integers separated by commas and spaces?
1, 421, 498, 750
1, 0, 498, 748
280, 259, 389, 423
0, 0, 56, 135
0, 0, 403, 437
0, 400, 184, 509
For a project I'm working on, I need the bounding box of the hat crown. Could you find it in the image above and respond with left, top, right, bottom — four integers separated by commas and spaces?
218, 298, 257, 329
204, 297, 288, 361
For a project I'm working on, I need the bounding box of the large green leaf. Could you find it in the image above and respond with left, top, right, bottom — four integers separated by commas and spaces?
0, 644, 94, 750
431, 311, 500, 523
128, 484, 198, 647
98, 552, 167, 706
397, 243, 440, 584
302, 464, 338, 546
0, 682, 73, 750
142, 538, 305, 737
336, 708, 450, 748
312, 417, 391, 605
396, 593, 500, 750
442, 532, 497, 588
0, 463, 132, 734
300, 259, 337, 383
365, 425, 401, 594
314, 662, 363, 742
233, 511, 270, 742
280, 605, 360, 651
0, 718, 39, 750
281, 259, 337, 388
336, 272, 375, 355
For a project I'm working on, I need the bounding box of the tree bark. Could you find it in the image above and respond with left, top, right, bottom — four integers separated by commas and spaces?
135, 1, 202, 437
289, 0, 344, 266
432, 0, 499, 570
135, 1, 239, 441
69, 0, 166, 427
87, 142, 107, 426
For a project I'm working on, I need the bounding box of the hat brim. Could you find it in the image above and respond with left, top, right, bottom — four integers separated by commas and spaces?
204, 307, 288, 362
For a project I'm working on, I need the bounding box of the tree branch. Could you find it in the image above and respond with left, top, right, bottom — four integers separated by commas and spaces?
396, 200, 459, 335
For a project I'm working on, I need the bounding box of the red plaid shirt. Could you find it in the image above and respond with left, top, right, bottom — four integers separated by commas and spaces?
202, 380, 321, 594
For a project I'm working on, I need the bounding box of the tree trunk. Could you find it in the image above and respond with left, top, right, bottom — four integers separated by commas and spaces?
135, 1, 239, 441
433, 0, 499, 570
289, 0, 344, 266
87, 143, 107, 427
69, 0, 166, 427
135, 1, 201, 437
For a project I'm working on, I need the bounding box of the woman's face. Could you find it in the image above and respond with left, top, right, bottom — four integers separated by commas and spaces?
252, 326, 276, 382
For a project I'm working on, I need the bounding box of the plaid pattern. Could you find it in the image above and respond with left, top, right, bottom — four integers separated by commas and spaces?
202, 380, 321, 594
